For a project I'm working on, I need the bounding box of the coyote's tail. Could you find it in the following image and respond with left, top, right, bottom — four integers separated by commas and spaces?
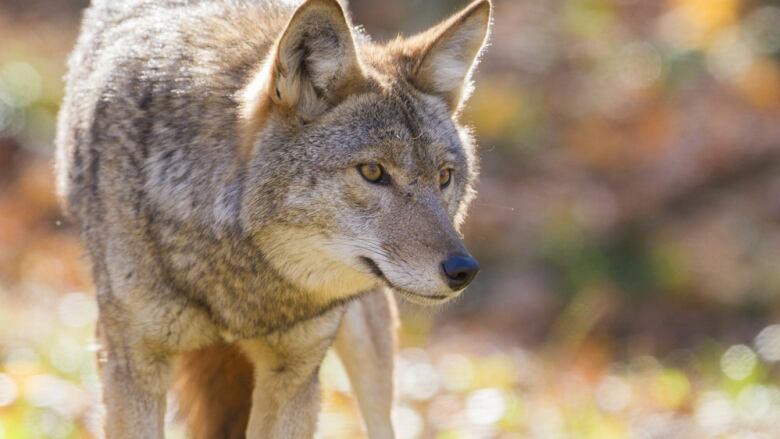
174, 343, 254, 438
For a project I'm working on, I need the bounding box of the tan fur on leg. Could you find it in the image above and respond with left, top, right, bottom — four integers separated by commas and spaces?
335, 288, 399, 439
241, 307, 345, 438
99, 320, 170, 439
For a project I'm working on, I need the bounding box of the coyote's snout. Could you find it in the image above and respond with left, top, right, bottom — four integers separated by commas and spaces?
351, 191, 482, 304
55, 0, 491, 437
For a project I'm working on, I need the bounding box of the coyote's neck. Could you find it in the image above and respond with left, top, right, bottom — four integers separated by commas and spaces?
148, 209, 358, 337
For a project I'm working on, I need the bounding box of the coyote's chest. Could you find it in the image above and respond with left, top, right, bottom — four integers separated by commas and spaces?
150, 214, 354, 337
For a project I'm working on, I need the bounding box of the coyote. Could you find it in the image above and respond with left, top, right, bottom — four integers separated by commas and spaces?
55, 0, 491, 437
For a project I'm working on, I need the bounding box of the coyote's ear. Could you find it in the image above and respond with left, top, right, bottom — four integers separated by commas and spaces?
266, 0, 363, 120
409, 0, 492, 112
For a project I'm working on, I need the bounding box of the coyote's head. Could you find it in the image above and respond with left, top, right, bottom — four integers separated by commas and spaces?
241, 0, 492, 305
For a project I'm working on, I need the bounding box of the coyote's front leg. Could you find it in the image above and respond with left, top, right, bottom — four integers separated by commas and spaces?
98, 320, 171, 439
97, 277, 221, 439
241, 307, 345, 439
335, 288, 398, 439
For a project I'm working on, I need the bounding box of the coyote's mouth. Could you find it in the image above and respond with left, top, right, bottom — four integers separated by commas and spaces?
359, 257, 452, 304
359, 256, 385, 279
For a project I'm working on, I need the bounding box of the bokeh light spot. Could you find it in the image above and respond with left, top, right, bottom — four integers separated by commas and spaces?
707, 27, 754, 82
394, 404, 423, 439
754, 324, 780, 362
720, 344, 757, 381
0, 62, 42, 108
695, 391, 733, 435
735, 384, 772, 422
400, 360, 440, 401
0, 373, 19, 407
57, 292, 97, 328
465, 388, 506, 426
49, 336, 86, 374
595, 375, 631, 413
652, 369, 691, 410
438, 354, 475, 392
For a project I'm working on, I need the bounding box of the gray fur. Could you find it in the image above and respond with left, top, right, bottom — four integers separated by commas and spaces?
55, 0, 490, 437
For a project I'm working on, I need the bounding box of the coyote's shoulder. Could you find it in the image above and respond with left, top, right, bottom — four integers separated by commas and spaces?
55, 0, 491, 437
57, 0, 292, 221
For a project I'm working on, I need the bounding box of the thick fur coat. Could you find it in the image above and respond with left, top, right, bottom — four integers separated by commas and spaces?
55, 0, 492, 437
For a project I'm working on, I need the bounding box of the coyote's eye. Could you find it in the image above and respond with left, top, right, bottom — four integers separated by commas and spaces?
439, 168, 453, 189
358, 163, 389, 185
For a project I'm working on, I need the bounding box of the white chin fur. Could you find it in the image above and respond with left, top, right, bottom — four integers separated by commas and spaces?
259, 228, 377, 301
397, 292, 455, 306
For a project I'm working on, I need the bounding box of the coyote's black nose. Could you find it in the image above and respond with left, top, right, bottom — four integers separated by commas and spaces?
441, 254, 480, 290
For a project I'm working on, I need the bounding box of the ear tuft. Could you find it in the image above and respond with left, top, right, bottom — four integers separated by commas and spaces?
410, 0, 492, 112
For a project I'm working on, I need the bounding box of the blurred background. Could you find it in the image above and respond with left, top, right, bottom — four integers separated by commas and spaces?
2, 0, 780, 437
